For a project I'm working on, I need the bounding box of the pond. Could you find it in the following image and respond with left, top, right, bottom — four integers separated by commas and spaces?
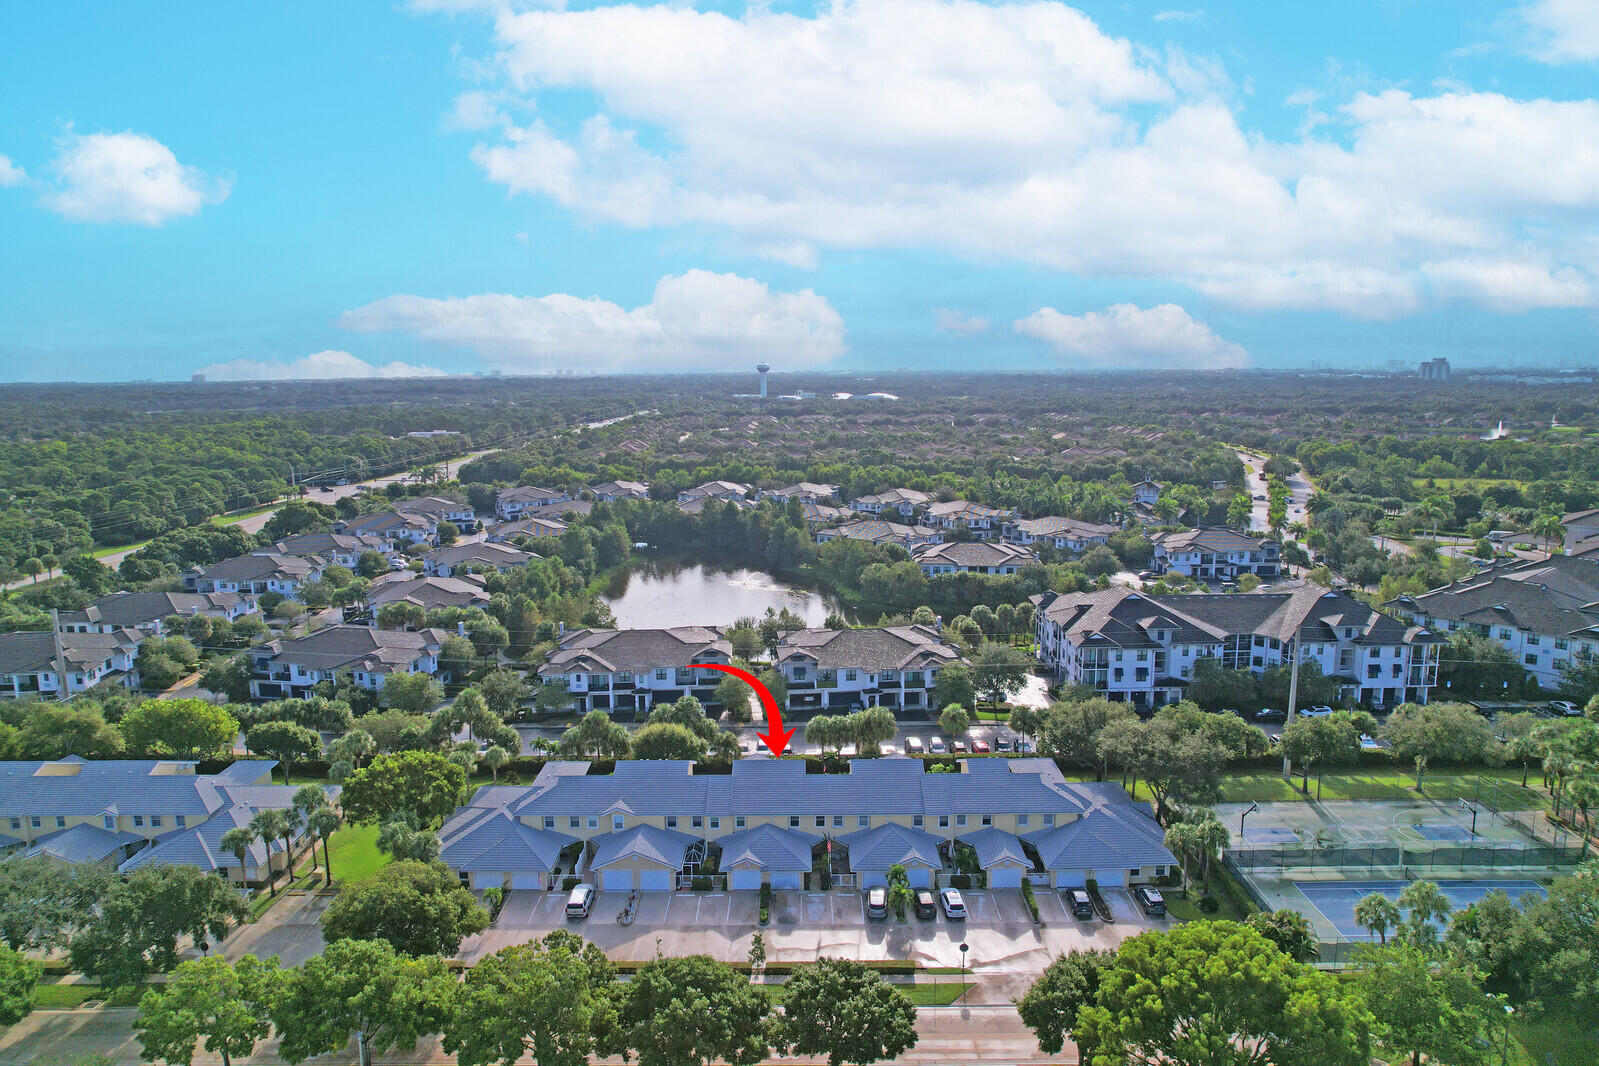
603, 556, 852, 629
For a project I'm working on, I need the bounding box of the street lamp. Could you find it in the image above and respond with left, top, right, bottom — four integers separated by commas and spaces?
959, 942, 969, 987
1498, 1000, 1514, 1066
1460, 799, 1479, 837
1239, 801, 1259, 842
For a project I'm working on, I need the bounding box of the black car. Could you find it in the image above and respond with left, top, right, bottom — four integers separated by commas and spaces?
1134, 885, 1166, 917
1254, 707, 1287, 722
1067, 888, 1094, 919
913, 889, 936, 919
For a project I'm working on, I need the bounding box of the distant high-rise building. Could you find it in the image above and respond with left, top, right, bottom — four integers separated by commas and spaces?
1419, 357, 1451, 382
190, 373, 206, 384
756, 363, 770, 399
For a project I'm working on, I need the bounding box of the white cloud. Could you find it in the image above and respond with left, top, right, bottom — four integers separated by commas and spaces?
40, 131, 229, 225
1014, 303, 1248, 369
441, 0, 1599, 315
0, 155, 25, 187
199, 350, 447, 382
934, 308, 990, 335
337, 270, 845, 372
1521, 0, 1599, 63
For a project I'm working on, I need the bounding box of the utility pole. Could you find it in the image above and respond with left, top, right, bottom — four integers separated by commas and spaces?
50, 609, 66, 701
1283, 636, 1300, 780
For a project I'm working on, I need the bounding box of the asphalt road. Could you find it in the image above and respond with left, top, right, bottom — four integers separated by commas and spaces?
1235, 449, 1313, 534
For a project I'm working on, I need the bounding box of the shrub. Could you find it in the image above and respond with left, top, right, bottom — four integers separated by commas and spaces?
1198, 893, 1220, 914
949, 874, 972, 890
691, 875, 712, 892
1020, 879, 1041, 923
562, 876, 581, 891
482, 886, 505, 921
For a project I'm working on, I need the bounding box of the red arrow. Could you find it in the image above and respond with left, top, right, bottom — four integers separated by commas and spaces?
690, 663, 795, 757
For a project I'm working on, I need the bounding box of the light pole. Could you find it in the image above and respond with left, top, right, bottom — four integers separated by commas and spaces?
1239, 801, 1259, 842
1498, 1000, 1513, 1066
959, 942, 969, 989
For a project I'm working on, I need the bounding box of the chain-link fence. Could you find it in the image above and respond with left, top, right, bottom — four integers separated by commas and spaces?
1226, 840, 1587, 874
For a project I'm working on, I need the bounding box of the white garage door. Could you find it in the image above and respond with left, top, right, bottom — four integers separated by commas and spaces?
639, 868, 674, 892
509, 873, 544, 890
729, 869, 762, 891
770, 871, 803, 890
988, 866, 1023, 889
601, 868, 635, 891
907, 867, 933, 889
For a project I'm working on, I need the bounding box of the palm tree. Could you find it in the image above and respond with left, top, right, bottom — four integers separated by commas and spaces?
482, 745, 509, 782
249, 808, 294, 896
1397, 880, 1451, 945
1353, 893, 1400, 944
1532, 512, 1564, 559
220, 826, 258, 888
307, 807, 342, 887
292, 786, 329, 869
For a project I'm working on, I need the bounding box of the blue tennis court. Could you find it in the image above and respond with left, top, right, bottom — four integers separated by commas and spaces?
1295, 879, 1547, 939
1413, 824, 1475, 841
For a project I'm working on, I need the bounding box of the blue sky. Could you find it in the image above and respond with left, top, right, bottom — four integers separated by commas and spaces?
1, 0, 1596, 382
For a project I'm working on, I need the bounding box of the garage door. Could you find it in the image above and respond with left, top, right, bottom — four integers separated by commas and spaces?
471, 872, 502, 890
770, 872, 803, 890
639, 868, 674, 892
1093, 869, 1127, 888
987, 866, 1023, 889
509, 873, 544, 890
907, 867, 932, 888
859, 870, 888, 889
729, 869, 762, 891
601, 868, 634, 891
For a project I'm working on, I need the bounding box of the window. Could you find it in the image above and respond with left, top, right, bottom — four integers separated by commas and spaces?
666, 816, 677, 828
1499, 628, 1512, 640
1367, 665, 1380, 678
956, 815, 967, 827
858, 815, 869, 827
544, 816, 555, 829
1525, 654, 1538, 666
981, 815, 993, 827
790, 816, 801, 828
131, 815, 141, 827
175, 815, 186, 828
939, 815, 950, 828
101, 815, 114, 830
1527, 634, 1541, 646
1555, 639, 1569, 651
655, 669, 667, 680
845, 669, 857, 681
1129, 868, 1140, 876
151, 815, 162, 827
588, 816, 598, 829
570, 816, 580, 828
1018, 814, 1029, 826
55, 816, 65, 828
613, 815, 624, 830
815, 816, 826, 828
1043, 814, 1055, 826
833, 815, 844, 828
735, 817, 746, 829
912, 815, 924, 827
793, 667, 807, 679
1154, 866, 1165, 877
709, 818, 720, 830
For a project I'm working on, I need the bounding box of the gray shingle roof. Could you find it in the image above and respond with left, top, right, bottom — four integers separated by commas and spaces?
1011, 516, 1117, 539
251, 626, 450, 673
58, 591, 244, 629
366, 575, 492, 610
1153, 527, 1270, 554
540, 628, 731, 676
0, 630, 140, 674
1393, 556, 1599, 639
835, 822, 941, 870
714, 823, 820, 872
423, 542, 536, 570
776, 626, 962, 672
189, 553, 319, 584
913, 541, 1038, 568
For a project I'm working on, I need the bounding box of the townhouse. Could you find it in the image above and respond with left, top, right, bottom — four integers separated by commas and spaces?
1130, 480, 1162, 508
1387, 555, 1599, 691
588, 480, 650, 502
1003, 516, 1118, 553
366, 573, 492, 614
497, 486, 572, 521
537, 627, 733, 714
56, 590, 254, 636
913, 541, 1038, 576
850, 488, 931, 519
0, 757, 333, 883
248, 624, 451, 698
395, 494, 478, 532
1034, 584, 1442, 708
267, 532, 403, 571
437, 758, 1174, 893
422, 541, 538, 578
677, 481, 751, 504
814, 519, 944, 552
774, 625, 962, 712
489, 515, 568, 542
923, 500, 1015, 538
0, 629, 141, 700
761, 482, 839, 504
800, 500, 853, 525
332, 510, 436, 548
184, 553, 323, 597
1150, 528, 1280, 580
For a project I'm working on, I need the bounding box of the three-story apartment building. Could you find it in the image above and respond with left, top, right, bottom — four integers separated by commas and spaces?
537, 627, 734, 713
1002, 516, 1117, 552
249, 625, 450, 698
774, 625, 963, 712
496, 486, 572, 521
850, 488, 931, 519
1034, 584, 1441, 708
923, 500, 1015, 538
1150, 528, 1280, 580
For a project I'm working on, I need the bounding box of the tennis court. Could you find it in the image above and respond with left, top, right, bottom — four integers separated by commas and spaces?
1294, 878, 1547, 940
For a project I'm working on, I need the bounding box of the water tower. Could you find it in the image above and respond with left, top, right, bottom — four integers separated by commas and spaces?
756, 363, 770, 399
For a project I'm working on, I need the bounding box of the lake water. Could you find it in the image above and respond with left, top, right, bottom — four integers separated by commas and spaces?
603, 558, 850, 629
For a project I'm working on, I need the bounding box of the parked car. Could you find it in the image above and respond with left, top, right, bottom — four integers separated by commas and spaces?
914, 888, 936, 919
866, 885, 888, 920
1134, 885, 1166, 917
929, 736, 947, 754
1298, 705, 1335, 717
940, 888, 967, 920
565, 884, 595, 919
994, 736, 1012, 752
952, 739, 968, 754
904, 736, 925, 755
1549, 700, 1582, 717
1067, 888, 1094, 920
1254, 708, 1286, 722
972, 739, 991, 753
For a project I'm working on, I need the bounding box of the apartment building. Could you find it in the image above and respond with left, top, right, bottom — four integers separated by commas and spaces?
56, 591, 253, 636
489, 516, 569, 542
1387, 556, 1599, 690
248, 624, 451, 698
0, 629, 141, 700
814, 519, 944, 551
437, 758, 1173, 893
395, 494, 478, 532
761, 482, 839, 504
677, 481, 751, 504
850, 488, 931, 519
1561, 509, 1599, 553
537, 627, 734, 713
588, 480, 651, 502
923, 500, 1015, 538
331, 511, 436, 548
913, 541, 1038, 576
496, 486, 572, 521
1034, 584, 1442, 708
267, 532, 403, 571
774, 625, 963, 712
366, 573, 492, 614
1003, 516, 1118, 553
422, 541, 538, 578
1150, 528, 1280, 580
0, 757, 330, 883
184, 553, 323, 597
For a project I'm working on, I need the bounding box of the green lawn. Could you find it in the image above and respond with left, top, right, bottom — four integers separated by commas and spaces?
325, 823, 391, 884
1508, 1012, 1599, 1066
1107, 768, 1547, 810
900, 981, 974, 1005
1163, 884, 1250, 923
32, 982, 140, 1009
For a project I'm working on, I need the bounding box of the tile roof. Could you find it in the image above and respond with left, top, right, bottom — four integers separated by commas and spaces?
0, 759, 279, 821
776, 626, 963, 671
835, 822, 942, 869
438, 805, 575, 873
957, 826, 1031, 869
22, 823, 144, 864
714, 823, 820, 871
540, 628, 731, 676
589, 824, 696, 869
1024, 805, 1175, 870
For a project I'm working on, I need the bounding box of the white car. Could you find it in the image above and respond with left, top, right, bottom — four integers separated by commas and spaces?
940, 888, 966, 919
904, 737, 925, 755
929, 736, 947, 754
1549, 700, 1582, 717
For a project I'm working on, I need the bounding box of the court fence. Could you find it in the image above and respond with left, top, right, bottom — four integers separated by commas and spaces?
1224, 840, 1587, 874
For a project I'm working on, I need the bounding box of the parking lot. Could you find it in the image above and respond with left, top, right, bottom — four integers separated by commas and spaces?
462, 885, 1172, 976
